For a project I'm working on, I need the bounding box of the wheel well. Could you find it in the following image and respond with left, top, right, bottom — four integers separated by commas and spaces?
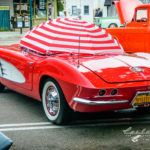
39, 75, 57, 99
108, 23, 118, 28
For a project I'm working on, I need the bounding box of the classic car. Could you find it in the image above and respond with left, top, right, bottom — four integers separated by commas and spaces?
1, 18, 150, 125
94, 17, 121, 28
106, 0, 150, 53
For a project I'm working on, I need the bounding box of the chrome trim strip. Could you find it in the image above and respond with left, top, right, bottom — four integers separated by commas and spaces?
73, 97, 128, 105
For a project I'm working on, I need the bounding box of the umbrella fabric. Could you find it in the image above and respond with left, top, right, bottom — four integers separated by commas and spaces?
20, 18, 123, 55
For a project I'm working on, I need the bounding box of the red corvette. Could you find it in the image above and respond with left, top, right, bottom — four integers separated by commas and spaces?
1, 18, 150, 125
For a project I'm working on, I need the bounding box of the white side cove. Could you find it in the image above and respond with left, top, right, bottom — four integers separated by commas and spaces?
0, 58, 25, 84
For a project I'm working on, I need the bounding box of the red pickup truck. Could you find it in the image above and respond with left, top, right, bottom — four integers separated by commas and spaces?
106, 0, 150, 53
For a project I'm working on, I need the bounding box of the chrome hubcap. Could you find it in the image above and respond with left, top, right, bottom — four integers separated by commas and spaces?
110, 24, 117, 28
46, 86, 60, 116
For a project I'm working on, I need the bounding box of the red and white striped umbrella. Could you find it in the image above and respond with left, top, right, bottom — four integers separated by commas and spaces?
20, 18, 123, 55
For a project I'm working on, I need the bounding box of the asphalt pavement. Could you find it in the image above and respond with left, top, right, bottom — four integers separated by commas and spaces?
0, 32, 150, 150
0, 89, 150, 150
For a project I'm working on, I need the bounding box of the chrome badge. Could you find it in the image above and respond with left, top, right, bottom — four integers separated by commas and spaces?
131, 67, 143, 72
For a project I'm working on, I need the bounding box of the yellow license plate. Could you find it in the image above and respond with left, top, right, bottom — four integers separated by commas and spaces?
132, 92, 150, 106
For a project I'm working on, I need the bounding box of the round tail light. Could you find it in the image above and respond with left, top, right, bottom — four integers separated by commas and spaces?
111, 89, 118, 96
99, 89, 106, 96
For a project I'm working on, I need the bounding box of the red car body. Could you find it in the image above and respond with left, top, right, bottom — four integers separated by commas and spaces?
1, 18, 150, 124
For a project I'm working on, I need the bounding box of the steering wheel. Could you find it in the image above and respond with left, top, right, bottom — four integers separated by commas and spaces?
141, 17, 147, 22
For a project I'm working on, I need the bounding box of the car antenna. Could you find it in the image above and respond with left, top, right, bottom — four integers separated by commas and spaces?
77, 36, 80, 68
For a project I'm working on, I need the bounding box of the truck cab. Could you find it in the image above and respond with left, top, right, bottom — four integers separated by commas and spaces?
126, 5, 150, 28
106, 1, 150, 53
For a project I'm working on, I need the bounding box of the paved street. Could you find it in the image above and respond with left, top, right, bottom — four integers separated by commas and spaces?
0, 32, 150, 150
0, 89, 150, 150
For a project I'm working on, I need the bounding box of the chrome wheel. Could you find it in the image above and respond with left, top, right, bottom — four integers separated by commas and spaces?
46, 85, 60, 116
42, 81, 60, 121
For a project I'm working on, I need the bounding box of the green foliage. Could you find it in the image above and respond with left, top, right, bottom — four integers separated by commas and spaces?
57, 0, 64, 12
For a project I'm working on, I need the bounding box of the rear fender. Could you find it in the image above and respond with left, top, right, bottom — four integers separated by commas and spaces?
36, 58, 94, 88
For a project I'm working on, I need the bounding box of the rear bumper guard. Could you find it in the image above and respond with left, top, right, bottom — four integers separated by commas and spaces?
73, 97, 128, 105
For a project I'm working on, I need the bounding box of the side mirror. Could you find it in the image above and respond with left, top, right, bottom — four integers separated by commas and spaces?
131, 18, 134, 22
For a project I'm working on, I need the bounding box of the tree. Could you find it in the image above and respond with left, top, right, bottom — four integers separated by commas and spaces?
57, 0, 64, 12
49, 0, 64, 19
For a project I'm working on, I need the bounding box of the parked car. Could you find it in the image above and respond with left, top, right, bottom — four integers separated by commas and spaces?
1, 18, 150, 125
94, 17, 121, 28
106, 0, 150, 53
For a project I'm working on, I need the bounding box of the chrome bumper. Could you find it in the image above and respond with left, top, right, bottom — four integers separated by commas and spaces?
73, 97, 128, 105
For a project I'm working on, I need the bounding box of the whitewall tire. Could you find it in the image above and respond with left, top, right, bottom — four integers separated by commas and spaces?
42, 79, 72, 125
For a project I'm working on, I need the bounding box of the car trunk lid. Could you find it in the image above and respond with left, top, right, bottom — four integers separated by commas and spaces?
81, 54, 150, 83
